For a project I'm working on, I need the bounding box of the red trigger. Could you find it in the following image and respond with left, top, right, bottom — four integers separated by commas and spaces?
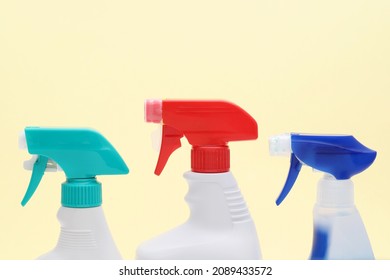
155, 125, 183, 175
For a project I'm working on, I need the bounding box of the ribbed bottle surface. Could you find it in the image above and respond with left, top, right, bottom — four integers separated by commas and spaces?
224, 187, 251, 223
61, 178, 102, 208
191, 146, 230, 173
57, 228, 97, 249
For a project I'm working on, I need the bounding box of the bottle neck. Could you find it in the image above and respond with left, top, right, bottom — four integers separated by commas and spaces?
61, 178, 102, 208
316, 174, 354, 208
191, 146, 230, 173
184, 171, 252, 228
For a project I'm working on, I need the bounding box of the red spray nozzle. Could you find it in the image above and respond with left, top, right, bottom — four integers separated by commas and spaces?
145, 99, 258, 175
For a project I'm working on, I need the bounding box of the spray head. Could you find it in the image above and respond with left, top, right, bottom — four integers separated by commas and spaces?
269, 133, 376, 205
19, 127, 129, 207
145, 99, 258, 175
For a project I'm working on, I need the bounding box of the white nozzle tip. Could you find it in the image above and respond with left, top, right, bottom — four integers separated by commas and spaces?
269, 133, 292, 156
18, 131, 27, 150
145, 99, 162, 123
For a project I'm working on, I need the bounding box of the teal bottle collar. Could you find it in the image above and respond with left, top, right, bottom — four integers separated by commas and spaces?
61, 178, 102, 208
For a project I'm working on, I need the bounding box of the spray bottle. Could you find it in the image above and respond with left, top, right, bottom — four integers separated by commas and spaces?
269, 133, 376, 259
19, 127, 129, 259
136, 99, 261, 260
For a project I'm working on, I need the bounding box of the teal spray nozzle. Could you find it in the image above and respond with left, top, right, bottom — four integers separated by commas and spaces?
19, 127, 129, 208
269, 133, 376, 206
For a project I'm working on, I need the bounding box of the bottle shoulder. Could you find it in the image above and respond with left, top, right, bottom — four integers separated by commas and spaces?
183, 171, 237, 184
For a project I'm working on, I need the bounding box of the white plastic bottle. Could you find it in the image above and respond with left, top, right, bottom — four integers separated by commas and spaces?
137, 99, 262, 259
20, 127, 129, 259
38, 207, 122, 260
310, 175, 374, 259
137, 172, 260, 259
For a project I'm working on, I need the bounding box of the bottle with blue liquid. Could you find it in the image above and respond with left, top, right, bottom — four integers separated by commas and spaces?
269, 133, 376, 260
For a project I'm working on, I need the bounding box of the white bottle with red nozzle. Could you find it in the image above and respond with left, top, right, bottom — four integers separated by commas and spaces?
136, 99, 261, 260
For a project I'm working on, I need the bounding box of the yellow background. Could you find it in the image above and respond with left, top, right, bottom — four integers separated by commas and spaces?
0, 1, 389, 260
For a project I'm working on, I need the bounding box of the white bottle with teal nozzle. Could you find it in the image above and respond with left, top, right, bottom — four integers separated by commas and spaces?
19, 127, 129, 260
136, 99, 261, 260
269, 133, 376, 259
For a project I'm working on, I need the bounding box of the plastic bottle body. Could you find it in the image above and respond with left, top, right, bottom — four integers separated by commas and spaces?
38, 206, 122, 260
136, 171, 261, 260
310, 175, 374, 260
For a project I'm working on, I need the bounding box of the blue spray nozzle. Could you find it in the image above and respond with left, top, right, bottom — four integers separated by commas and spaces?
269, 133, 376, 205
20, 127, 129, 207
275, 153, 302, 206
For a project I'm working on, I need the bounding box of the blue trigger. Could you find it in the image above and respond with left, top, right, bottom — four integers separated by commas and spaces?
276, 153, 302, 206
21, 155, 49, 206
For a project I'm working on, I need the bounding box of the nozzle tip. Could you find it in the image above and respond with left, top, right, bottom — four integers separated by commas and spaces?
145, 99, 162, 123
18, 130, 27, 150
269, 133, 292, 156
